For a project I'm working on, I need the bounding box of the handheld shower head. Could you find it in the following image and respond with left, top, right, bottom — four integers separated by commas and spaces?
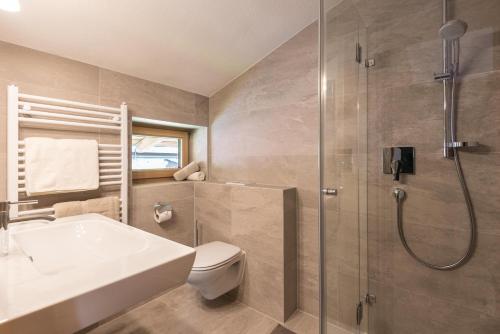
439, 19, 468, 40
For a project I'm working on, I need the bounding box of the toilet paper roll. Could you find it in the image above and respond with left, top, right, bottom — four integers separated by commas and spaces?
154, 209, 172, 224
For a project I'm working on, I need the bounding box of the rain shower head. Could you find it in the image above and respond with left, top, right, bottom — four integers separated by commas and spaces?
439, 19, 468, 40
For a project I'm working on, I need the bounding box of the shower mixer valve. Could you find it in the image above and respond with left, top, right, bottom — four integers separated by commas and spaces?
383, 147, 415, 181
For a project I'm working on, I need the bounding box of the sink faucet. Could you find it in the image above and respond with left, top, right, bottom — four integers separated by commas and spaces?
0, 200, 56, 255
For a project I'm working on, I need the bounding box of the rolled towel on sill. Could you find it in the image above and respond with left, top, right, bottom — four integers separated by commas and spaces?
187, 171, 205, 181
173, 161, 200, 181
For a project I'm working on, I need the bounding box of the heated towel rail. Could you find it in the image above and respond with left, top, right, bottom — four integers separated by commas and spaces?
6, 85, 129, 223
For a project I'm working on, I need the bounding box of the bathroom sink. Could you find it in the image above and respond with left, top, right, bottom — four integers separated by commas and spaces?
0, 214, 196, 334
13, 218, 149, 275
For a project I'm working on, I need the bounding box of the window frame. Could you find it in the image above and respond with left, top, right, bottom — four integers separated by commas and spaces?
132, 125, 189, 180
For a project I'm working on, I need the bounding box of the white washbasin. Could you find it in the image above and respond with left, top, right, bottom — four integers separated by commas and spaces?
13, 218, 149, 275
0, 213, 196, 334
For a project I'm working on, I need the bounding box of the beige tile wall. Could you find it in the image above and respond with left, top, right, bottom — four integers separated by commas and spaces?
208, 22, 320, 316
194, 182, 297, 322
190, 127, 208, 174
133, 181, 195, 246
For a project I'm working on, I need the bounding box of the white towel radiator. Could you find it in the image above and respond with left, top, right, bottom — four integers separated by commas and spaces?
6, 85, 129, 224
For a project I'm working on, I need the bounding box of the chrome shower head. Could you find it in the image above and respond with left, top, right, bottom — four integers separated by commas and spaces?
439, 19, 468, 40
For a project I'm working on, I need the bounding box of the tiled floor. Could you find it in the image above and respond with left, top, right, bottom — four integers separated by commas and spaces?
88, 284, 319, 334
271, 325, 296, 334
285, 311, 353, 334
85, 283, 360, 334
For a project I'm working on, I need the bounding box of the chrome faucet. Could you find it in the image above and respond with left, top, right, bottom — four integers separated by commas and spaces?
0, 200, 56, 255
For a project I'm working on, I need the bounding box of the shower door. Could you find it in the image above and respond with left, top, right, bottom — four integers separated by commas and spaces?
320, 0, 368, 333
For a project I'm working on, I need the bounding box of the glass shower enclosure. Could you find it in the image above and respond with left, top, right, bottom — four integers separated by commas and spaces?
320, 0, 500, 333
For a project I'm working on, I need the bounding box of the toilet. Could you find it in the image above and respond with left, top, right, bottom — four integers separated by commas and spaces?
187, 241, 246, 300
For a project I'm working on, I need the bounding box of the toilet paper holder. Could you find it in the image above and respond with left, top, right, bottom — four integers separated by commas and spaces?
153, 202, 173, 223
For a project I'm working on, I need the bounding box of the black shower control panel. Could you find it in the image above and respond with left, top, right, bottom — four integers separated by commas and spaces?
383, 147, 415, 178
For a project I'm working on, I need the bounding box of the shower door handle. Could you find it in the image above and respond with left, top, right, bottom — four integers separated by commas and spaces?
321, 188, 338, 196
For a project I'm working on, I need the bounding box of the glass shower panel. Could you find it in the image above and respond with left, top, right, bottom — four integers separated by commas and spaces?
320, 0, 368, 333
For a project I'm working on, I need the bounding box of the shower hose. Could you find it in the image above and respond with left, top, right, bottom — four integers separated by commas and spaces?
393, 148, 476, 270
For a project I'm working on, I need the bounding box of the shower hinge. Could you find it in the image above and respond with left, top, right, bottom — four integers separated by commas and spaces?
365, 58, 375, 68
365, 293, 376, 305
356, 294, 376, 326
355, 43, 362, 63
356, 301, 363, 326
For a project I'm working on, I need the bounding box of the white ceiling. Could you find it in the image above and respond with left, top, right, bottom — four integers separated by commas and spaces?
0, 0, 318, 96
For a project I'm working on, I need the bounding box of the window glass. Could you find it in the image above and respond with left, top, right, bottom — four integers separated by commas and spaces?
132, 134, 181, 170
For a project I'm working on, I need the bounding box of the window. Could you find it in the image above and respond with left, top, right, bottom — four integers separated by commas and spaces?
132, 125, 189, 180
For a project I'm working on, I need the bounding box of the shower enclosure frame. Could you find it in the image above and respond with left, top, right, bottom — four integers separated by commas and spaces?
318, 0, 327, 331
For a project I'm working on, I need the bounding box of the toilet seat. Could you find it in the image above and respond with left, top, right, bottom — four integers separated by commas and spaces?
191, 241, 241, 272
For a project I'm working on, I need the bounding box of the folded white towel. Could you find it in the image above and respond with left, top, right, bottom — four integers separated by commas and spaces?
173, 161, 200, 181
187, 171, 205, 181
24, 137, 99, 196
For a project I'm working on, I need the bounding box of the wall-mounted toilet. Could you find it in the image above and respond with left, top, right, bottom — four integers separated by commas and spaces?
187, 241, 246, 300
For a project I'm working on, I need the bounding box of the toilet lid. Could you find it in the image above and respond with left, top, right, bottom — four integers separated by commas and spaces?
192, 241, 241, 269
